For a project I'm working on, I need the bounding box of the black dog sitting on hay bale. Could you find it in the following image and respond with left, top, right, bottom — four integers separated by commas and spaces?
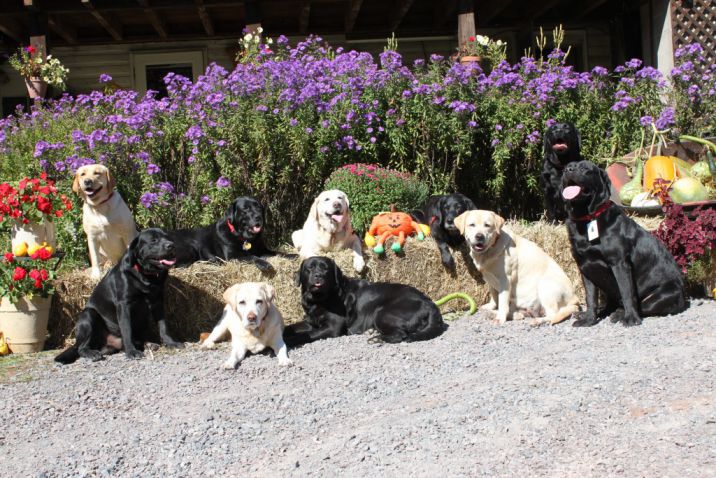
168, 196, 276, 273
55, 228, 184, 364
540, 122, 584, 222
284, 256, 445, 346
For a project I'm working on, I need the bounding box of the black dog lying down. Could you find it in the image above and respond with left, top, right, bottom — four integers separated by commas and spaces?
561, 160, 688, 326
283, 257, 445, 346
414, 193, 476, 269
55, 229, 184, 364
168, 196, 274, 272
540, 122, 584, 222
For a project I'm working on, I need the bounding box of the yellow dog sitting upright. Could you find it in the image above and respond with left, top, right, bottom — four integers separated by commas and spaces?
73, 164, 137, 280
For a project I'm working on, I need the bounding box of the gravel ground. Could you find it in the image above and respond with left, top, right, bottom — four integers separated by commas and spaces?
1, 300, 715, 477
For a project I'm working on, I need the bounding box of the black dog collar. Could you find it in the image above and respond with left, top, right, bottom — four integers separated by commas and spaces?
573, 201, 613, 222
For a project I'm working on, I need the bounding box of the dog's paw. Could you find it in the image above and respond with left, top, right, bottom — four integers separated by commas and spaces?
441, 255, 456, 270
353, 256, 365, 273
256, 259, 274, 273
221, 360, 238, 370
512, 311, 525, 321
278, 357, 294, 366
609, 309, 625, 323
529, 318, 547, 327
201, 340, 216, 350
572, 311, 598, 327
125, 349, 144, 360
80, 349, 104, 362
620, 313, 643, 327
480, 302, 497, 311
89, 268, 102, 281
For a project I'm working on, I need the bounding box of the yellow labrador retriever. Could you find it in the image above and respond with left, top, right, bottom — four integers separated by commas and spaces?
73, 164, 137, 280
455, 210, 579, 325
202, 282, 291, 369
291, 189, 365, 272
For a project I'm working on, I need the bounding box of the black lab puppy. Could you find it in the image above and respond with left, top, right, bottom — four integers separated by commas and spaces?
283, 257, 445, 346
55, 229, 183, 364
168, 196, 274, 272
414, 193, 477, 269
561, 160, 688, 327
540, 122, 584, 222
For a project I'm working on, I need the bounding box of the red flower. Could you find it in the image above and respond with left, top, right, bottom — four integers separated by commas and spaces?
55, 210, 63, 218
34, 279, 43, 289
36, 196, 52, 214
4, 252, 14, 262
31, 247, 52, 260
40, 172, 47, 180
26, 46, 36, 54
40, 269, 49, 280
29, 269, 41, 280
12, 267, 27, 281
469, 36, 476, 42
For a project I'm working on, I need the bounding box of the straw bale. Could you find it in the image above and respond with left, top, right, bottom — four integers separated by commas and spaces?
48, 221, 586, 347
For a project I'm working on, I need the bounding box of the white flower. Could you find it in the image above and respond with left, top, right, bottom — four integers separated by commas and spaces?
257, 27, 263, 33
496, 40, 504, 46
245, 33, 253, 41
267, 38, 274, 44
475, 35, 489, 46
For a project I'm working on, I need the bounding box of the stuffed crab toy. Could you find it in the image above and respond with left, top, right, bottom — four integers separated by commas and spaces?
364, 205, 430, 254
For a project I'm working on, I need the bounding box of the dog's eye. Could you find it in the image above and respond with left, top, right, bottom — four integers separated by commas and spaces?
239, 300, 246, 305
484, 223, 491, 227
468, 223, 475, 228
256, 299, 263, 305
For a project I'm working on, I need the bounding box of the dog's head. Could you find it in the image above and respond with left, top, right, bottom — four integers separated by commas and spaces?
454, 209, 505, 255
72, 164, 115, 205
223, 197, 265, 241
435, 194, 476, 234
222, 282, 275, 331
544, 122, 581, 167
128, 228, 177, 274
560, 160, 612, 218
310, 190, 350, 227
296, 256, 343, 296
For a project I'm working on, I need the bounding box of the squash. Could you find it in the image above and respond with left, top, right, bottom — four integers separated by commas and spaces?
619, 159, 644, 205
643, 155, 679, 192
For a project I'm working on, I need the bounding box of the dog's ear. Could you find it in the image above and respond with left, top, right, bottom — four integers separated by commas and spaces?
294, 262, 305, 287
105, 167, 116, 192
222, 200, 237, 222
222, 284, 241, 306
332, 260, 344, 291
261, 283, 276, 303
493, 213, 506, 233
309, 196, 320, 223
72, 170, 82, 195
589, 166, 613, 212
453, 211, 469, 234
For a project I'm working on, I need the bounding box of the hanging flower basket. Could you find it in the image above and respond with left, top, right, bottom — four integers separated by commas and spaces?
25, 76, 48, 100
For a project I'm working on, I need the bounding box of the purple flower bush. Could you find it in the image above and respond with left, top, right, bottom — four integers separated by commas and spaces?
0, 35, 713, 265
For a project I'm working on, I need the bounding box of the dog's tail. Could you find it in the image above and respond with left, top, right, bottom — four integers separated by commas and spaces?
54, 345, 80, 364
549, 297, 581, 325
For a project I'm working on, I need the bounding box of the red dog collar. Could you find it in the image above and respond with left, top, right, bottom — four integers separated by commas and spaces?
573, 201, 613, 222
95, 191, 114, 206
226, 219, 236, 233
133, 263, 160, 277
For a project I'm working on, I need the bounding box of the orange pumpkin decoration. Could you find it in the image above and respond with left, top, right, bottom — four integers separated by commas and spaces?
366, 205, 425, 254
643, 155, 679, 192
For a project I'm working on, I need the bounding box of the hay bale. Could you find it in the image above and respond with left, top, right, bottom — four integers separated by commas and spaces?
49, 221, 586, 347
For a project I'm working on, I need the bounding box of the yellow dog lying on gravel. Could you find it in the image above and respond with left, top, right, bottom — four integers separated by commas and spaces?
455, 210, 579, 325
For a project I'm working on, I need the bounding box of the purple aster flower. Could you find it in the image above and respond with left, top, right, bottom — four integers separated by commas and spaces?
146, 163, 160, 175
99, 74, 113, 83
655, 107, 675, 130
140, 192, 159, 209
216, 176, 231, 188
640, 115, 653, 127
201, 195, 210, 205
625, 58, 642, 69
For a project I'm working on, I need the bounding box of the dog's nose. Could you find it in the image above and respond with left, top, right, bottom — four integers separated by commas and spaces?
247, 312, 257, 321
475, 233, 485, 242
332, 201, 342, 210
83, 179, 93, 186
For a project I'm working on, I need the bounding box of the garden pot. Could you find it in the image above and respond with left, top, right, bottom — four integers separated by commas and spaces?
0, 296, 52, 353
11, 219, 56, 251
25, 77, 48, 100
459, 55, 482, 65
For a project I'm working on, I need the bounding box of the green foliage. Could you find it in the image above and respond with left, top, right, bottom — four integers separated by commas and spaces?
324, 164, 429, 234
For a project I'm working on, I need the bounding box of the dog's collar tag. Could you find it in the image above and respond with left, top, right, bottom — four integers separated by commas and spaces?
587, 220, 599, 241
243, 242, 252, 251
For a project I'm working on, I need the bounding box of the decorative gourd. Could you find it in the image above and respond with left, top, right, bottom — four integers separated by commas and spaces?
619, 159, 644, 206
630, 191, 660, 208
669, 177, 709, 204
643, 155, 679, 192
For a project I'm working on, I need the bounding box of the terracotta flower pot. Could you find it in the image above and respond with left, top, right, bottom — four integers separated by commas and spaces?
459, 55, 482, 65
25, 77, 48, 100
0, 296, 52, 353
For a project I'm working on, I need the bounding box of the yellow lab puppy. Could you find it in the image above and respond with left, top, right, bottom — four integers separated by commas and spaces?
202, 282, 292, 369
455, 210, 579, 325
73, 164, 137, 280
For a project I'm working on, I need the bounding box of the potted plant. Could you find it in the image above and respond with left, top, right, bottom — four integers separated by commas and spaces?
8, 45, 69, 99
0, 248, 56, 353
0, 173, 73, 251
457, 34, 507, 70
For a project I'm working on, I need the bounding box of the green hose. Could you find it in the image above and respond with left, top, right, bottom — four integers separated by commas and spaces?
434, 292, 477, 317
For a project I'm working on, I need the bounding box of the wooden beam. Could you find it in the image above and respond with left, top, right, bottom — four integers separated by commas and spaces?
478, 0, 515, 25
137, 0, 168, 39
299, 1, 312, 35
390, 0, 416, 32
0, 19, 23, 42
458, 11, 476, 51
48, 15, 77, 44
434, 0, 459, 30
575, 0, 610, 20
345, 0, 363, 33
81, 0, 122, 41
195, 0, 215, 36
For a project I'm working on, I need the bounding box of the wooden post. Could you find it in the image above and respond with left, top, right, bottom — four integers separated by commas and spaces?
457, 0, 476, 52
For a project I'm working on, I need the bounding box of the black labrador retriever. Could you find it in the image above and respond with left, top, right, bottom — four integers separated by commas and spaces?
168, 196, 274, 272
540, 122, 584, 222
283, 257, 445, 346
414, 193, 476, 269
55, 228, 184, 364
561, 160, 688, 327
